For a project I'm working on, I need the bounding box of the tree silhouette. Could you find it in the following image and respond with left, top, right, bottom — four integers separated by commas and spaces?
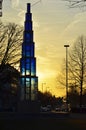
57, 35, 86, 107
68, 35, 86, 107
0, 21, 23, 67
0, 21, 23, 111
63, 0, 86, 8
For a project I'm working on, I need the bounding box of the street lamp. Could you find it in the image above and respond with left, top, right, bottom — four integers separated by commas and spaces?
64, 44, 69, 112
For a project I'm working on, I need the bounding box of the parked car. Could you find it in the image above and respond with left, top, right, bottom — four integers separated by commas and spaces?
40, 106, 48, 112
55, 107, 61, 111
40, 105, 52, 112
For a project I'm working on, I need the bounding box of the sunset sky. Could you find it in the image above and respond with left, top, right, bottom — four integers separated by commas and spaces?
1, 0, 86, 97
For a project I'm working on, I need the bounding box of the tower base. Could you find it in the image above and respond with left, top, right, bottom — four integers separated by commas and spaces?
17, 100, 40, 113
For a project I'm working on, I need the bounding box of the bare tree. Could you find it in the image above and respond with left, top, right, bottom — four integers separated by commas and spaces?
63, 0, 86, 8
0, 21, 23, 67
0, 21, 23, 110
68, 35, 86, 107
56, 62, 66, 88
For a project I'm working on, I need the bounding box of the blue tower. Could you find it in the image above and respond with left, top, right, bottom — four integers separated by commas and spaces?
20, 3, 38, 101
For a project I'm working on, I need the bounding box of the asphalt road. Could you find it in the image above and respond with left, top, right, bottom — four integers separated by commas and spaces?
0, 112, 86, 130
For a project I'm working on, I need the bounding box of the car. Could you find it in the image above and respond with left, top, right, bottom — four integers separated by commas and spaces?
40, 105, 52, 112
55, 107, 61, 111
40, 106, 48, 112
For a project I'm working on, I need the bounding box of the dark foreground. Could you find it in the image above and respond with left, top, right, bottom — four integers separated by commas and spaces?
0, 112, 86, 130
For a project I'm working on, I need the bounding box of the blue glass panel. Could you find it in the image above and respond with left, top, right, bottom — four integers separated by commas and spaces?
22, 43, 34, 57
26, 51, 30, 57
25, 21, 32, 31
21, 59, 25, 75
31, 43, 34, 57
25, 44, 31, 57
25, 33, 30, 41
24, 32, 33, 42
26, 58, 30, 63
26, 78, 30, 87
22, 44, 25, 56
26, 78, 30, 82
25, 44, 31, 51
31, 77, 38, 100
26, 59, 30, 68
26, 13, 32, 21
26, 77, 30, 99
26, 64, 29, 69
31, 58, 36, 76
21, 68, 25, 76
26, 70, 30, 75
25, 59, 31, 75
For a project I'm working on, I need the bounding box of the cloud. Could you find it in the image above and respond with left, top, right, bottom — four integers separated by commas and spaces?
11, 0, 19, 8
62, 19, 80, 35
33, 21, 40, 28
17, 9, 25, 18
60, 12, 86, 38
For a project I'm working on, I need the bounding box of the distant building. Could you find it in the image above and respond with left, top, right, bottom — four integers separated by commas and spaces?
20, 3, 38, 101
0, 0, 3, 17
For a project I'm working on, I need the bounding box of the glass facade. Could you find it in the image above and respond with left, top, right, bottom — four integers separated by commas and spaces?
20, 3, 38, 101
22, 42, 34, 57
24, 32, 33, 42
31, 77, 38, 100
25, 21, 32, 31
25, 13, 32, 21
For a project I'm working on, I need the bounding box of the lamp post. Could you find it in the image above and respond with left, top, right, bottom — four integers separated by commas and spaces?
64, 44, 69, 112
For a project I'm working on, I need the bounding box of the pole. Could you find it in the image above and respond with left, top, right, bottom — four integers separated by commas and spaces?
64, 45, 69, 112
